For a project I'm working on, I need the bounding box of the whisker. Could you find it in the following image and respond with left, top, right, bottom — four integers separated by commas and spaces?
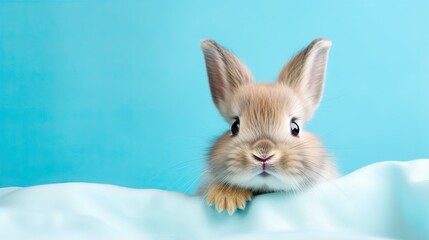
182, 174, 205, 194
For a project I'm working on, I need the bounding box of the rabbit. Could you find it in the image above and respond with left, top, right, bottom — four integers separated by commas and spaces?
198, 38, 339, 215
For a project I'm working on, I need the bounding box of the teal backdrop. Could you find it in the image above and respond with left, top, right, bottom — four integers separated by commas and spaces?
1, 0, 428, 194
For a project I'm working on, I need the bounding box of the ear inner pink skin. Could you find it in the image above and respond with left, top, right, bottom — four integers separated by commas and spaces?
203, 49, 225, 105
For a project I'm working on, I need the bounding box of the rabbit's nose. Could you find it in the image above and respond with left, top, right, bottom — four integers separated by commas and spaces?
252, 139, 275, 161
252, 154, 274, 162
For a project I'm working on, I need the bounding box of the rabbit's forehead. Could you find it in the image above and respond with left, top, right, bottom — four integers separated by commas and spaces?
232, 84, 304, 122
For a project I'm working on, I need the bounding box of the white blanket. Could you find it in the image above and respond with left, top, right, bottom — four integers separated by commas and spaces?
1, 160, 428, 240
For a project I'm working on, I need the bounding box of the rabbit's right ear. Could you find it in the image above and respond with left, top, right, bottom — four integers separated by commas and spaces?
201, 40, 253, 118
277, 39, 332, 120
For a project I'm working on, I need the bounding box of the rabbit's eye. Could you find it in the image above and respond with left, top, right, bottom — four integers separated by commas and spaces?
290, 119, 299, 137
231, 117, 240, 136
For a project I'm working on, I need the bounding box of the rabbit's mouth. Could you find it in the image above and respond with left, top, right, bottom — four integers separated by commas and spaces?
257, 165, 277, 178
245, 169, 290, 191
259, 163, 271, 177
259, 161, 275, 176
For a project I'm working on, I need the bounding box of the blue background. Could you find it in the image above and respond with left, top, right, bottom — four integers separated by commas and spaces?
1, 0, 428, 194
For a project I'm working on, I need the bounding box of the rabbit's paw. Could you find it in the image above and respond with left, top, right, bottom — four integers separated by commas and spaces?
206, 184, 253, 215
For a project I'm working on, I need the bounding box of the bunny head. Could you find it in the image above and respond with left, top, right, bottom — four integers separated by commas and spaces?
200, 39, 338, 193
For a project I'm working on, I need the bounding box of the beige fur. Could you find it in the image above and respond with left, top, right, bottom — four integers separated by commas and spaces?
199, 39, 339, 215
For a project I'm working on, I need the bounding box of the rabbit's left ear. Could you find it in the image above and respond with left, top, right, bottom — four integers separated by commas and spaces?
201, 40, 253, 119
277, 39, 332, 118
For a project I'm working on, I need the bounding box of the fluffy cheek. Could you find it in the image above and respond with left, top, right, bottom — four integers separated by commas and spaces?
276, 132, 326, 176
224, 145, 253, 174
276, 150, 308, 175
215, 144, 259, 186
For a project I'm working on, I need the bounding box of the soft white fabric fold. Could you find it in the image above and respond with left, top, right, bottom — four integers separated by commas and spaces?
0, 160, 428, 240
